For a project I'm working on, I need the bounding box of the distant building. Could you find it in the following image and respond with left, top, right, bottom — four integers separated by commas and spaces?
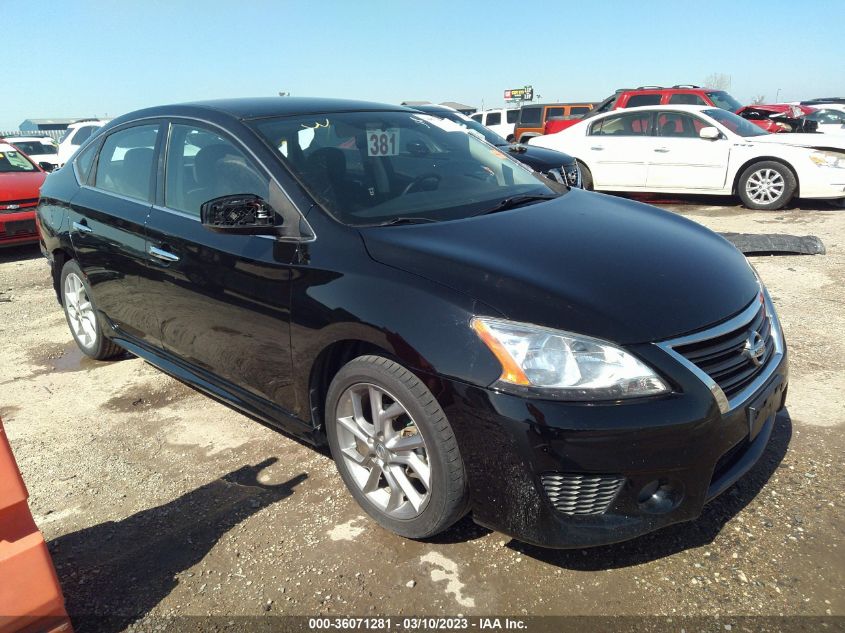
19, 118, 94, 132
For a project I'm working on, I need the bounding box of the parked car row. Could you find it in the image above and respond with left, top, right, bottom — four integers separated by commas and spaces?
529, 104, 845, 210
0, 141, 48, 247
37, 97, 789, 549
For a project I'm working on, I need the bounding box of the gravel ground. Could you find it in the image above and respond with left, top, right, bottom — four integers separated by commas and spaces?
1, 196, 843, 630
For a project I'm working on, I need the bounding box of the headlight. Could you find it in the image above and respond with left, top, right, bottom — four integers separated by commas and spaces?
471, 317, 669, 400
809, 150, 845, 169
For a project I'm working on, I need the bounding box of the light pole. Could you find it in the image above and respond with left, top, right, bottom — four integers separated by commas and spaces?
775, 88, 782, 103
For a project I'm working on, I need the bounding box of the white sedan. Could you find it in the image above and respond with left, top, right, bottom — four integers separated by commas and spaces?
528, 104, 845, 210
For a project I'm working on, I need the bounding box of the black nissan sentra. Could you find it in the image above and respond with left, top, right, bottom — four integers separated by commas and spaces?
36, 98, 788, 548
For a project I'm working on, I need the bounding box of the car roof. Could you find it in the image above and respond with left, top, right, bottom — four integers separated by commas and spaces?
179, 97, 408, 119
594, 104, 713, 115
4, 136, 53, 142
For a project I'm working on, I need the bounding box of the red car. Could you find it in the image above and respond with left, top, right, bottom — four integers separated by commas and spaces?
736, 104, 817, 133
583, 85, 744, 122
0, 141, 47, 247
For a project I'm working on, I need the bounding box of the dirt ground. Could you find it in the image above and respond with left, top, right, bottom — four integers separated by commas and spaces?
1, 196, 843, 630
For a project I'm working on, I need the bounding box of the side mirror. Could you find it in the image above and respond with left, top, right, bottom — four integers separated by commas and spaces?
38, 162, 56, 172
699, 126, 721, 140
200, 194, 278, 235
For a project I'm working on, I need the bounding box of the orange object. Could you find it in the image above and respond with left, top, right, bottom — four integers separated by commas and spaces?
0, 418, 73, 633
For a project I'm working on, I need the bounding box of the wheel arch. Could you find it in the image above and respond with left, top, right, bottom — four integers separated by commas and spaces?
50, 247, 73, 304
732, 156, 800, 198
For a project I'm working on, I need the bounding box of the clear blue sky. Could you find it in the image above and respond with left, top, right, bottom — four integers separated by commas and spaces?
2, 0, 844, 130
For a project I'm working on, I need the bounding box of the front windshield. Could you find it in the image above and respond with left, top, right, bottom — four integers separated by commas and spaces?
10, 141, 57, 156
705, 91, 743, 112
0, 149, 37, 172
430, 110, 508, 146
704, 108, 769, 137
251, 111, 562, 227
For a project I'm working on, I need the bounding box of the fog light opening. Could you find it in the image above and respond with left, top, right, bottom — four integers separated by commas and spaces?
638, 479, 684, 514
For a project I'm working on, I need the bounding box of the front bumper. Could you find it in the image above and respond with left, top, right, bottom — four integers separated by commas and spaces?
440, 344, 788, 549
0, 208, 39, 247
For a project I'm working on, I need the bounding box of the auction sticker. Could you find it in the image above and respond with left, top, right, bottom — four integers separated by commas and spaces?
367, 128, 400, 156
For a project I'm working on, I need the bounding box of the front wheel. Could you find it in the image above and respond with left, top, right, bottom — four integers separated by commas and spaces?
325, 355, 468, 539
737, 161, 796, 210
60, 260, 123, 360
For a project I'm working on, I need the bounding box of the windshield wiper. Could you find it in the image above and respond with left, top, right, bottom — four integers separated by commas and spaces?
372, 217, 439, 227
474, 194, 559, 216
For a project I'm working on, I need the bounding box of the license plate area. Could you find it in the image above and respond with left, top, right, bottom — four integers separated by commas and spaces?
746, 377, 783, 441
4, 219, 37, 236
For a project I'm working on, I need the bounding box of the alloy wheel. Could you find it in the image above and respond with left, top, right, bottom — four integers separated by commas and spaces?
64, 272, 97, 349
334, 383, 431, 519
745, 168, 785, 205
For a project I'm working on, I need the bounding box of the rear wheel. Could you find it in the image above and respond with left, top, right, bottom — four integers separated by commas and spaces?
60, 260, 123, 360
577, 160, 594, 191
326, 355, 468, 539
737, 161, 796, 210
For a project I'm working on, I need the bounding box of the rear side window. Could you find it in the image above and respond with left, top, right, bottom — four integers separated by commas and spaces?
165, 123, 269, 217
570, 106, 591, 116
506, 109, 518, 123
625, 94, 662, 108
590, 112, 654, 136
546, 107, 565, 119
486, 112, 501, 126
519, 107, 542, 125
70, 126, 96, 146
668, 93, 707, 106
94, 124, 160, 202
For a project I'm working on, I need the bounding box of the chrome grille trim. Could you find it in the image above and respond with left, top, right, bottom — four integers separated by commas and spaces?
655, 288, 784, 414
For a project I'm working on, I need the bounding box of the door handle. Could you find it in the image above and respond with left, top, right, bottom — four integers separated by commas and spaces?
654, 148, 670, 153
590, 146, 604, 151
72, 220, 93, 233
149, 245, 180, 262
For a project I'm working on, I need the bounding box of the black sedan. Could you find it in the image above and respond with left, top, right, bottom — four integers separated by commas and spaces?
411, 103, 582, 188
36, 98, 787, 548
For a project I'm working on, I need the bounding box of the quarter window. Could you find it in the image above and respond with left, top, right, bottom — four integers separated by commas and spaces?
74, 139, 100, 183
486, 112, 501, 126
590, 112, 654, 136
93, 124, 160, 202
165, 123, 269, 217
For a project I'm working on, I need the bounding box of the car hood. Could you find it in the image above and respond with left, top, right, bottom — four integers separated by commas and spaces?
0, 171, 46, 201
498, 143, 575, 168
360, 189, 759, 345
748, 133, 845, 151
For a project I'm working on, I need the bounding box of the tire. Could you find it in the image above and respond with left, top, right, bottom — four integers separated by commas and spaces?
577, 160, 594, 191
737, 161, 796, 210
60, 260, 123, 360
325, 355, 468, 539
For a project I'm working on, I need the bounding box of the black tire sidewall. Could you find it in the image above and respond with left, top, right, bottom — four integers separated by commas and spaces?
577, 160, 594, 191
738, 161, 796, 211
325, 357, 465, 539
60, 260, 111, 359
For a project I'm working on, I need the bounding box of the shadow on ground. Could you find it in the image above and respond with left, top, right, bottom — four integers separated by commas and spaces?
0, 243, 41, 264
48, 458, 306, 632
510, 410, 792, 569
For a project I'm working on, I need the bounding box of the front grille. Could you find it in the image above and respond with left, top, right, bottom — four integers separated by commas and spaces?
0, 198, 38, 212
540, 473, 625, 515
546, 163, 582, 188
673, 301, 774, 401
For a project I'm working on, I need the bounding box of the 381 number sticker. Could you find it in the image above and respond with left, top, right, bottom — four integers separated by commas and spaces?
367, 129, 399, 156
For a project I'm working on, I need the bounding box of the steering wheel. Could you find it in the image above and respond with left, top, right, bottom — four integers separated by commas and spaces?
401, 173, 441, 196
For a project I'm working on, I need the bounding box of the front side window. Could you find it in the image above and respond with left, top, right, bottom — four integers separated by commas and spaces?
94, 124, 160, 201
486, 112, 501, 126
668, 93, 707, 106
705, 91, 743, 112
704, 108, 768, 137
71, 126, 96, 146
165, 124, 269, 217
625, 94, 662, 108
519, 107, 542, 125
590, 112, 654, 136
656, 112, 707, 137
0, 149, 37, 172
470, 113, 483, 123
251, 111, 563, 227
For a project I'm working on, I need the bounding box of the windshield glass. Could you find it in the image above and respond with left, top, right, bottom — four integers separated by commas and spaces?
251, 111, 562, 226
10, 141, 57, 155
705, 91, 743, 112
0, 149, 37, 172
419, 109, 508, 146
704, 108, 769, 137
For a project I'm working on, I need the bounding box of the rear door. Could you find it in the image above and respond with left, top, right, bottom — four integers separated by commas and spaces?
143, 120, 299, 409
646, 111, 730, 190
584, 111, 654, 188
68, 122, 164, 345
